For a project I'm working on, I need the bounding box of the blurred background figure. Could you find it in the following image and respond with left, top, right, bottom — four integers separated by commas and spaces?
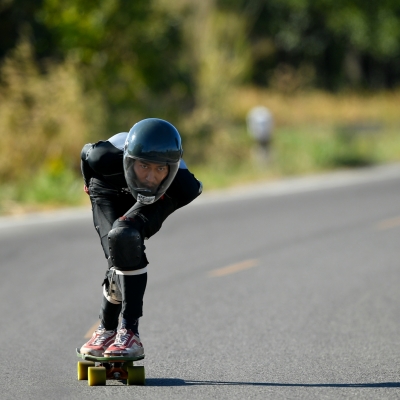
247, 106, 274, 164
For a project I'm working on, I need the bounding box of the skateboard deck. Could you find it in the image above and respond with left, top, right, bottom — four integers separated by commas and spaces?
76, 348, 145, 386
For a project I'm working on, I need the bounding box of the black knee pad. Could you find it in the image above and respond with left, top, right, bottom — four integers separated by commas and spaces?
107, 218, 145, 271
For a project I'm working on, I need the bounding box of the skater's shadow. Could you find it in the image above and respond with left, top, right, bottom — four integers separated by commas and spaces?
145, 379, 400, 388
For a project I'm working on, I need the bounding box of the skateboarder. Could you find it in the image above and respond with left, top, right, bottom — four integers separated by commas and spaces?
79, 118, 202, 358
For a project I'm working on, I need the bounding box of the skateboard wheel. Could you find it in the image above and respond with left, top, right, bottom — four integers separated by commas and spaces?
77, 361, 95, 380
122, 361, 134, 371
88, 366, 107, 386
127, 365, 145, 386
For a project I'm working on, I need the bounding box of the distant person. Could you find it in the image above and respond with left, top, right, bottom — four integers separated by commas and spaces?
79, 118, 202, 357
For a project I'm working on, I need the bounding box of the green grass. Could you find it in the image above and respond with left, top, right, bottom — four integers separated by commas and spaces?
1, 122, 400, 215
192, 123, 400, 191
0, 167, 85, 215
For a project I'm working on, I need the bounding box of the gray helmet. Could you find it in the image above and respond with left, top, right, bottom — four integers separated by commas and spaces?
123, 118, 183, 204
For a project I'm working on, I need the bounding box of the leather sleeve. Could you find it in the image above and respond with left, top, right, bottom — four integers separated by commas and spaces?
123, 168, 202, 239
81, 141, 126, 188
80, 143, 95, 187
166, 168, 202, 209
123, 194, 177, 239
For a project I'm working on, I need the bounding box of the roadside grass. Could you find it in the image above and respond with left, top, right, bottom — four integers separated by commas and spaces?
192, 88, 400, 189
2, 122, 400, 214
192, 123, 400, 190
1, 87, 400, 215
0, 168, 84, 215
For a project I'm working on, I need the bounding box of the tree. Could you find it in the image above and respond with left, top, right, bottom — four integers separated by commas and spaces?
218, 0, 400, 89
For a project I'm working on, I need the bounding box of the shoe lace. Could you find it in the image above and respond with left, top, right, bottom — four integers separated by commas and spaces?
92, 328, 114, 345
113, 329, 131, 347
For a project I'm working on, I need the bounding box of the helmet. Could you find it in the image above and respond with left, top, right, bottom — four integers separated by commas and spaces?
123, 118, 183, 204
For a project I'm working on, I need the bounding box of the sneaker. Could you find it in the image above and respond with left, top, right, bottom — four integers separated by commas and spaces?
104, 328, 144, 357
80, 326, 117, 357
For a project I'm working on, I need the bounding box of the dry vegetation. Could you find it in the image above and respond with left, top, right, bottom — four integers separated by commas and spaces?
1, 40, 399, 213
0, 39, 104, 182
232, 87, 400, 126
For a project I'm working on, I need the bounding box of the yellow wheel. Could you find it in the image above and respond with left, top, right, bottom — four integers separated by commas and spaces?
88, 366, 107, 386
127, 365, 145, 386
77, 361, 95, 380
122, 361, 134, 372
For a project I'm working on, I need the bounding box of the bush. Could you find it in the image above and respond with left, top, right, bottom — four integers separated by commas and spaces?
0, 38, 106, 183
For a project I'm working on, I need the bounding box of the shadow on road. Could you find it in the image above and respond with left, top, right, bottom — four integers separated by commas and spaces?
145, 379, 400, 388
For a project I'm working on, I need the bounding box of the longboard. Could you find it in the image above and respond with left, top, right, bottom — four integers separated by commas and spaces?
76, 348, 145, 386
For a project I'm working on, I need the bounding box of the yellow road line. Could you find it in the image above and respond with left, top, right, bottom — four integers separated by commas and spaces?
208, 259, 258, 278
84, 320, 100, 339
376, 216, 400, 230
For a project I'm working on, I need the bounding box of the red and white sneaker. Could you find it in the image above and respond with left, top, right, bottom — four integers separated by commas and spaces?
80, 326, 117, 357
104, 328, 144, 357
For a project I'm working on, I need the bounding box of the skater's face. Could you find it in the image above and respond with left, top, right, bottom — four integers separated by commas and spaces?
133, 160, 169, 191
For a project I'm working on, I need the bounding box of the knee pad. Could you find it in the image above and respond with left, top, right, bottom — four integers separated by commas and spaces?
107, 218, 145, 271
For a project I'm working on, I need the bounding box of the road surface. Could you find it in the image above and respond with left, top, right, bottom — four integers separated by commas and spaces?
1, 164, 400, 399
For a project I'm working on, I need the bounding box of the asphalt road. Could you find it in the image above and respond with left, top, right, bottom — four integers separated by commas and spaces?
1, 164, 400, 400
